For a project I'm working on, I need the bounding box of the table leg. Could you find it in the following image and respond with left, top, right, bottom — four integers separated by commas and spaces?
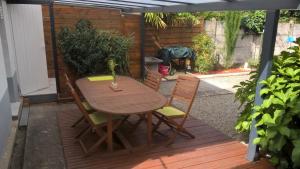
107, 114, 113, 152
147, 111, 152, 147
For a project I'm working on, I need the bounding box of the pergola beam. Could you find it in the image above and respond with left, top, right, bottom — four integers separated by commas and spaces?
126, 0, 300, 12
56, 0, 157, 8
55, 1, 130, 10
247, 10, 280, 161
7, 0, 300, 12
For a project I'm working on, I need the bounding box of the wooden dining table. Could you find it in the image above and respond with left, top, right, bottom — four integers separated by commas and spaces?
76, 76, 167, 152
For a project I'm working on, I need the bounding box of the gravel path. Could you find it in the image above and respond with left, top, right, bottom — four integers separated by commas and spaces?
159, 74, 249, 139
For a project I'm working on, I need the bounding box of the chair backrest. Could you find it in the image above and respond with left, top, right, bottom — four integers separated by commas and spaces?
65, 81, 94, 126
144, 70, 162, 91
169, 75, 200, 116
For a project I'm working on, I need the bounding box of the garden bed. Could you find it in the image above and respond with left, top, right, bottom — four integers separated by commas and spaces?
163, 68, 251, 81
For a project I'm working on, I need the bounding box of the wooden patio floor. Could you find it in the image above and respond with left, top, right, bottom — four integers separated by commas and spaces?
57, 105, 274, 169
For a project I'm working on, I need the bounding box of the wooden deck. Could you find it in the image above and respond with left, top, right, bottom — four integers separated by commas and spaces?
57, 106, 274, 169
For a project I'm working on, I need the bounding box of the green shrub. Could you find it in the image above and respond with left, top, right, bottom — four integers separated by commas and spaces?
58, 19, 133, 76
241, 11, 266, 35
234, 38, 300, 169
192, 33, 216, 73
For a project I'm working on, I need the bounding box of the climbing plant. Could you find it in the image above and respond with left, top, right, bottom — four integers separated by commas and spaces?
234, 38, 300, 169
241, 11, 266, 35
224, 11, 242, 68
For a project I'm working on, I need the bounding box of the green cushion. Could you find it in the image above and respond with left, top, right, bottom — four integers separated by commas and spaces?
82, 101, 93, 112
88, 75, 113, 82
89, 113, 107, 125
88, 113, 121, 125
156, 106, 186, 117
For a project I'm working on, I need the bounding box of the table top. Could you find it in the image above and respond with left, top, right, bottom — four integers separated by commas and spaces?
76, 76, 167, 115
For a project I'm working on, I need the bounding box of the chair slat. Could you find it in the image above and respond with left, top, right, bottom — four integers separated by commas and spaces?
144, 70, 162, 91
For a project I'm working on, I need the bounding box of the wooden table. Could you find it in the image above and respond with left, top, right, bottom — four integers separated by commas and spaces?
76, 76, 167, 151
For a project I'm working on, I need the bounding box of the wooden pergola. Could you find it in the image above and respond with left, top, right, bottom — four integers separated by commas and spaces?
7, 0, 300, 162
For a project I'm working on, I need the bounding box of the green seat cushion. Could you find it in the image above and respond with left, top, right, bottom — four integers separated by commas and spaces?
88, 113, 121, 125
156, 106, 186, 117
82, 101, 93, 112
89, 113, 108, 125
88, 75, 113, 82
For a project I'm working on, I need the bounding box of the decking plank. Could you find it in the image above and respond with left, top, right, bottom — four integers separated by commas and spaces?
57, 106, 274, 169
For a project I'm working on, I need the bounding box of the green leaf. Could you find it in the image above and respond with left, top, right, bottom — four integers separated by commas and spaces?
262, 113, 275, 125
273, 135, 286, 151
292, 140, 300, 168
269, 156, 279, 166
241, 121, 250, 130
278, 126, 290, 137
266, 129, 277, 139
273, 109, 284, 122
257, 129, 266, 136
286, 68, 296, 77
274, 91, 286, 103
260, 88, 270, 95
253, 137, 261, 145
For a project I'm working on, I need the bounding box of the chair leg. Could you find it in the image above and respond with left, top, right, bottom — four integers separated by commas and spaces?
179, 127, 195, 139
114, 130, 133, 151
84, 134, 108, 157
129, 115, 146, 134
71, 116, 85, 128
152, 118, 162, 133
78, 126, 92, 141
75, 125, 90, 139
166, 130, 178, 146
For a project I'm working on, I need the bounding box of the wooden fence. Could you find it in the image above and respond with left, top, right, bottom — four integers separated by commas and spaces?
42, 5, 204, 98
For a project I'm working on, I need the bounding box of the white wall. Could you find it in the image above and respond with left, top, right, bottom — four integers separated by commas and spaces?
0, 24, 12, 157
1, 0, 16, 77
0, 34, 8, 97
205, 20, 300, 65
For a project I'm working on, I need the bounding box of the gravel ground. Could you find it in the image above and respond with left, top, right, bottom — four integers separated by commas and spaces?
159, 74, 250, 140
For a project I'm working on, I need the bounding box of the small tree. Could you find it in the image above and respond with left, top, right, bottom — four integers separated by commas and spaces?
224, 11, 242, 68
58, 19, 132, 76
192, 33, 216, 73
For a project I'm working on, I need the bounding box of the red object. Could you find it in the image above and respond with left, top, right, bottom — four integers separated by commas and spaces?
159, 64, 169, 76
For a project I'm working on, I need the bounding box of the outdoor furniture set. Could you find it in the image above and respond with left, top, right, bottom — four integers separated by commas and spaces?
64, 70, 200, 156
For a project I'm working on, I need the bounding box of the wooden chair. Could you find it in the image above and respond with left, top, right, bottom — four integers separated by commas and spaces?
129, 69, 162, 132
66, 81, 124, 156
153, 75, 200, 145
64, 73, 94, 127
144, 68, 162, 91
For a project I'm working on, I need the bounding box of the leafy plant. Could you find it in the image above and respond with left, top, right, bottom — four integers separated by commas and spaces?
241, 11, 266, 35
234, 38, 300, 169
224, 11, 242, 68
280, 10, 300, 23
145, 13, 167, 29
192, 33, 216, 73
58, 19, 132, 76
145, 12, 201, 29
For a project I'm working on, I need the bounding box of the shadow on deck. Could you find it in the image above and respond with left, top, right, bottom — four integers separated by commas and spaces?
56, 103, 274, 169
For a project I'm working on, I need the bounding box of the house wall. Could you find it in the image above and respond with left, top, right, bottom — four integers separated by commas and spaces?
0, 0, 19, 102
42, 5, 204, 98
0, 24, 12, 157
